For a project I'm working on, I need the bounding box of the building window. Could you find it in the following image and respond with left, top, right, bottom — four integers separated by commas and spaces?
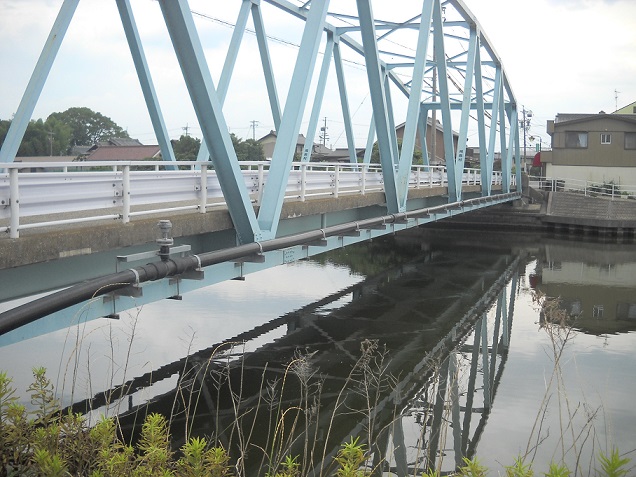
593, 305, 604, 319
565, 131, 588, 148
601, 133, 611, 145
626, 132, 636, 150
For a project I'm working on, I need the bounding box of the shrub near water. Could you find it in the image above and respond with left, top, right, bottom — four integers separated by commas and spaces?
0, 360, 633, 476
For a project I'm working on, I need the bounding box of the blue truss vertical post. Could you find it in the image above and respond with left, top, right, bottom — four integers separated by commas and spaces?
383, 70, 400, 165
251, 1, 282, 132
333, 40, 357, 163
499, 88, 509, 192
418, 105, 430, 167
503, 106, 518, 193
431, 0, 457, 202
158, 0, 261, 244
356, 0, 400, 213
514, 107, 522, 190
473, 41, 489, 196
455, 26, 478, 188
257, 0, 330, 237
197, 0, 252, 162
397, 0, 434, 201
116, 0, 176, 169
301, 32, 335, 162
362, 117, 375, 164
481, 313, 492, 407
0, 0, 79, 164
486, 67, 502, 193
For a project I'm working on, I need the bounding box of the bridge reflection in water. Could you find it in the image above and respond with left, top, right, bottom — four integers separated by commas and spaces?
63, 237, 523, 476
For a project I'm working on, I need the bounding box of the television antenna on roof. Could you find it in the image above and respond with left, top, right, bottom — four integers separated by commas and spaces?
615, 89, 620, 111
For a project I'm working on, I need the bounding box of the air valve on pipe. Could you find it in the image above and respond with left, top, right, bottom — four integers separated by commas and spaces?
156, 220, 173, 262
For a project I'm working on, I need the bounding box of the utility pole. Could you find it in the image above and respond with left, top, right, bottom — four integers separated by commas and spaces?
250, 120, 259, 141
319, 117, 328, 148
520, 106, 532, 170
182, 123, 190, 137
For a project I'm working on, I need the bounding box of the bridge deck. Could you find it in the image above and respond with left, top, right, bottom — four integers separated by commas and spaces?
2, 185, 480, 269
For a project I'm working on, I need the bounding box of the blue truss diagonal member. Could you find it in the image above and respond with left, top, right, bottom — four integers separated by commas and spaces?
432, 0, 457, 201
257, 0, 330, 237
455, 26, 478, 181
397, 0, 434, 204
197, 0, 252, 163
252, 1, 282, 132
302, 32, 335, 162
158, 0, 261, 244
116, 0, 176, 169
0, 0, 79, 164
333, 40, 357, 164
356, 0, 400, 213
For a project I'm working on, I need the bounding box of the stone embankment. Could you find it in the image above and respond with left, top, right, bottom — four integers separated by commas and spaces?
443, 186, 636, 240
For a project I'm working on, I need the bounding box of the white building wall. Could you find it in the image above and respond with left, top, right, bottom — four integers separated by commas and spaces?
545, 164, 636, 187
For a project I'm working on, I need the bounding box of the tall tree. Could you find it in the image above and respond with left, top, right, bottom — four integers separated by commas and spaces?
171, 134, 201, 161
231, 133, 265, 161
47, 107, 129, 146
0, 118, 72, 156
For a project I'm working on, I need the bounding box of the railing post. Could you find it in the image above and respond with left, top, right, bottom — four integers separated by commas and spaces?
300, 163, 307, 202
9, 168, 20, 239
199, 165, 207, 213
584, 180, 588, 197
257, 163, 265, 205
361, 163, 367, 195
416, 165, 421, 189
334, 164, 340, 198
122, 165, 131, 224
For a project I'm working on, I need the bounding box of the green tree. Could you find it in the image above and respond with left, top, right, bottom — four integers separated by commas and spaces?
47, 107, 128, 146
171, 134, 201, 161
0, 118, 73, 157
231, 133, 265, 161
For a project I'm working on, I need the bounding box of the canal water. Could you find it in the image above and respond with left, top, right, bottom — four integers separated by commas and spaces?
1, 229, 635, 475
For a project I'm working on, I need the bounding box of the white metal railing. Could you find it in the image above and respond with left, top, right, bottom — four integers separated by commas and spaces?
528, 175, 636, 200
0, 161, 507, 238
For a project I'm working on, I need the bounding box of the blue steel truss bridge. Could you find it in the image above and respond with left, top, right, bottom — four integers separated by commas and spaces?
0, 0, 522, 341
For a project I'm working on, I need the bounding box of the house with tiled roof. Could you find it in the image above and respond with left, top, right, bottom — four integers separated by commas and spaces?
85, 144, 161, 161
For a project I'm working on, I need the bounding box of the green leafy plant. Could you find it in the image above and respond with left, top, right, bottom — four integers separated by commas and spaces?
544, 461, 570, 476
598, 448, 631, 477
457, 456, 488, 477
505, 456, 534, 476
334, 437, 369, 477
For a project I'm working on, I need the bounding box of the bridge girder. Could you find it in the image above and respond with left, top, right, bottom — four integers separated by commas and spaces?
0, 0, 519, 243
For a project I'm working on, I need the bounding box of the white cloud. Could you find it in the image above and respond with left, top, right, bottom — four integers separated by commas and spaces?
1, 0, 635, 148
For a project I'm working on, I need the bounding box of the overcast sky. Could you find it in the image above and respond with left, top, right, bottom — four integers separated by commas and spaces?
1, 0, 635, 150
